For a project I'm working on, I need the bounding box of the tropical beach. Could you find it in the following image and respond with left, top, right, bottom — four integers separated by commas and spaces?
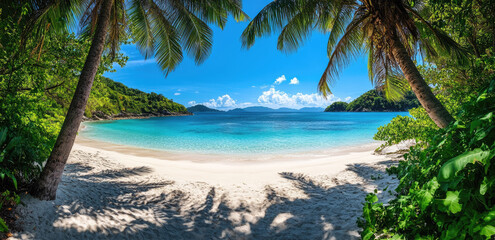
13, 138, 404, 239
1, 0, 495, 239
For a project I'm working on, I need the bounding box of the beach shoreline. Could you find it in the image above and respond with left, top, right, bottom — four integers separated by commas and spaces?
12, 136, 404, 239
75, 133, 384, 164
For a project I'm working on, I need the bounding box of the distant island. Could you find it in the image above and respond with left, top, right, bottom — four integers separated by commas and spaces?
228, 106, 325, 113
187, 105, 326, 113
325, 90, 419, 112
85, 77, 190, 120
187, 105, 224, 113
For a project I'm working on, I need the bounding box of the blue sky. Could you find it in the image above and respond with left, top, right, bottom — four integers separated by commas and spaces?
104, 1, 373, 110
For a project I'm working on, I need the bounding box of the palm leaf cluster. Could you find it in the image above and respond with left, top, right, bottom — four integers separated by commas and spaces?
27, 0, 248, 75
242, 0, 465, 101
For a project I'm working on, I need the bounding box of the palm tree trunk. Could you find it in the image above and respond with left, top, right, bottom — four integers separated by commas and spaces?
388, 30, 454, 128
33, 0, 114, 200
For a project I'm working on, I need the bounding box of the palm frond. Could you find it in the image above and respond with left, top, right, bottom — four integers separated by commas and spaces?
318, 10, 369, 97
167, 0, 213, 64
180, 0, 248, 28
276, 1, 321, 52
325, 4, 355, 56
107, 0, 125, 58
241, 0, 299, 49
128, 0, 154, 59
382, 73, 410, 101
406, 6, 469, 64
148, 1, 183, 75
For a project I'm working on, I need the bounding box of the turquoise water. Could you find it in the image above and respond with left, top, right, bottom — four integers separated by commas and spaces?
81, 112, 407, 154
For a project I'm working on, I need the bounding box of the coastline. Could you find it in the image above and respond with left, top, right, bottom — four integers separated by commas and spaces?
75, 133, 384, 164
82, 111, 192, 122
13, 135, 404, 239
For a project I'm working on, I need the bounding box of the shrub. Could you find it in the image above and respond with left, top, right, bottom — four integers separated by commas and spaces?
359, 80, 495, 239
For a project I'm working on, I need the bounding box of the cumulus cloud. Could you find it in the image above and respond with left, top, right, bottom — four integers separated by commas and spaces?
174, 92, 181, 96
189, 88, 344, 110
191, 94, 238, 108
257, 87, 340, 109
345, 96, 352, 102
274, 75, 286, 85
289, 77, 299, 85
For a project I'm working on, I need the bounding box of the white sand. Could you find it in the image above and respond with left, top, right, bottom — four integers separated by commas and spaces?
12, 140, 402, 240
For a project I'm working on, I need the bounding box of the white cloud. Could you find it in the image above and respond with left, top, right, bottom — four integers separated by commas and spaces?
190, 88, 344, 110
289, 77, 299, 85
193, 94, 238, 108
174, 92, 181, 96
257, 87, 340, 109
345, 96, 352, 102
274, 75, 286, 85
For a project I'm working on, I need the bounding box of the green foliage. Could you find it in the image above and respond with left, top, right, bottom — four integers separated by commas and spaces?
0, 3, 187, 190
324, 101, 348, 112
374, 107, 437, 148
373, 62, 484, 147
187, 104, 222, 113
359, 81, 495, 239
346, 90, 419, 112
325, 90, 419, 113
0, 190, 20, 233
87, 77, 188, 117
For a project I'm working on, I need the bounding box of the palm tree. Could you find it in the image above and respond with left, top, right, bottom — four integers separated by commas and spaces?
31, 0, 248, 200
242, 0, 466, 128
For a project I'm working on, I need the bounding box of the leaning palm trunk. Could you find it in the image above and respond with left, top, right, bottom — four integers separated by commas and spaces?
33, 0, 114, 200
388, 30, 454, 128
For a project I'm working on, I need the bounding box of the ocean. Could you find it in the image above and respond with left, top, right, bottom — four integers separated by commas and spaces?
81, 112, 408, 154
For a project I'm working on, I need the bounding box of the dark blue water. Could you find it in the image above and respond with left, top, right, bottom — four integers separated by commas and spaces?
81, 112, 406, 154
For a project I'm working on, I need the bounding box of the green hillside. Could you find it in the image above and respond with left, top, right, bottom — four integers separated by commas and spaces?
86, 77, 190, 119
187, 105, 223, 113
325, 90, 419, 112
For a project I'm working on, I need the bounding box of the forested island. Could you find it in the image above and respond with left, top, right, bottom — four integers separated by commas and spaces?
187, 105, 223, 113
86, 77, 190, 120
325, 90, 419, 112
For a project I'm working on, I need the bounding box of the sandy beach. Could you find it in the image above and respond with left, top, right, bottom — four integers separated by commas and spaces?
11, 138, 403, 239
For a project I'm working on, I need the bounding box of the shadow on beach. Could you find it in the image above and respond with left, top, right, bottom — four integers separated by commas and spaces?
14, 152, 398, 240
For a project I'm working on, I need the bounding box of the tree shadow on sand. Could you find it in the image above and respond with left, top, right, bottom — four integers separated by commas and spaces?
16, 159, 397, 240
241, 161, 397, 240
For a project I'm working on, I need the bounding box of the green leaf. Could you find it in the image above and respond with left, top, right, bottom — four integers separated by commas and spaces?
480, 225, 495, 237
438, 149, 490, 182
439, 191, 462, 214
479, 177, 495, 195
484, 210, 495, 222
417, 178, 440, 210
0, 218, 8, 232
368, 194, 378, 203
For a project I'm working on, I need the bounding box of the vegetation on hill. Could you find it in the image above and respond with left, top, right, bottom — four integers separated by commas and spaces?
187, 105, 223, 113
325, 90, 419, 112
325, 102, 349, 112
87, 77, 189, 119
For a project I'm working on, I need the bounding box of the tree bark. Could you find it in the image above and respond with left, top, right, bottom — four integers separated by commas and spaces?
33, 0, 114, 200
388, 30, 454, 128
